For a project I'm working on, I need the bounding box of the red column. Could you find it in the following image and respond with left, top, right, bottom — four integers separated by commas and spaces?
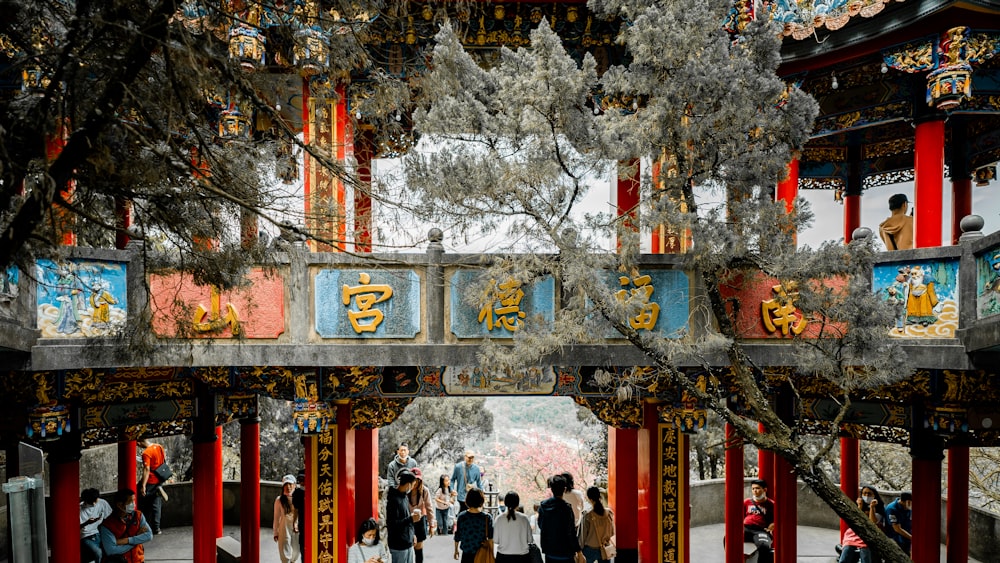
119, 440, 137, 491
839, 438, 859, 540
951, 177, 972, 245
776, 158, 799, 214
678, 431, 691, 563
843, 196, 861, 242
303, 436, 317, 563
354, 428, 379, 525
609, 428, 639, 563
214, 426, 223, 539
757, 423, 773, 492
240, 418, 261, 563
115, 197, 132, 249
193, 427, 221, 563
354, 129, 374, 253
914, 118, 945, 248
50, 453, 81, 563
337, 403, 355, 563
636, 401, 658, 563
911, 457, 942, 563
724, 424, 744, 563
618, 159, 640, 250
773, 456, 797, 563
946, 447, 969, 563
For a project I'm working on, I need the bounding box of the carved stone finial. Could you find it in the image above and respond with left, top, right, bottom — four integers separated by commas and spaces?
851, 226, 873, 242
959, 214, 984, 242
428, 228, 443, 243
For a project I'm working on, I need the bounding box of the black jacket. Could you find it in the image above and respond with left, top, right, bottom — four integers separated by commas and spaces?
386, 486, 415, 551
538, 496, 580, 558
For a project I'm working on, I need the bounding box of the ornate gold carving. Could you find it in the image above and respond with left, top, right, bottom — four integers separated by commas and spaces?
350, 397, 412, 429
574, 397, 642, 429
194, 367, 231, 388
237, 366, 296, 398
63, 369, 103, 399
863, 138, 914, 160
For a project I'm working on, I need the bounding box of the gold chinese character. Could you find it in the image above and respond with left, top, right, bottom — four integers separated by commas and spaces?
761, 282, 807, 336
342, 272, 393, 333
478, 278, 526, 331
616, 273, 660, 330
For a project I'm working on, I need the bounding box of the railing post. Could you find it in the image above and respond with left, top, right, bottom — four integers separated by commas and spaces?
427, 228, 445, 344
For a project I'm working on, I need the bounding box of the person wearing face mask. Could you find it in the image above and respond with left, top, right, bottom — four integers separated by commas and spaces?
99, 488, 152, 563
387, 469, 422, 563
349, 518, 390, 563
884, 491, 913, 555
837, 485, 887, 563
742, 479, 775, 563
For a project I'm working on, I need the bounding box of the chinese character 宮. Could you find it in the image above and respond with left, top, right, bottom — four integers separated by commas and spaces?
342, 272, 393, 333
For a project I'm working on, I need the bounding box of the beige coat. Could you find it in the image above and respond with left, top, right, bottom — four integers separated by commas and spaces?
578, 507, 614, 549
879, 211, 913, 250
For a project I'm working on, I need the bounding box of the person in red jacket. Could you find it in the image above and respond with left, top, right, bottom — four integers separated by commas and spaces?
743, 479, 775, 563
99, 489, 152, 563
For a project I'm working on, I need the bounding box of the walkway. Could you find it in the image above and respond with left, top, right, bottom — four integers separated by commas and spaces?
142, 524, 980, 563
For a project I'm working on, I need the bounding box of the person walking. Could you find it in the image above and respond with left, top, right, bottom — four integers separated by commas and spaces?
136, 438, 168, 535
348, 518, 390, 563
560, 473, 585, 529
292, 470, 306, 562
879, 193, 914, 250
538, 475, 583, 563
450, 450, 484, 511
408, 468, 436, 563
435, 474, 457, 535
387, 443, 418, 487
388, 469, 421, 563
273, 474, 300, 563
495, 491, 532, 563
453, 488, 493, 563
80, 487, 113, 563
99, 489, 152, 563
578, 487, 614, 563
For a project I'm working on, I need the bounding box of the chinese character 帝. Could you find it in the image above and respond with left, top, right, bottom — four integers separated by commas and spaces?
761, 282, 807, 336
342, 272, 393, 333
478, 278, 526, 331
616, 273, 660, 330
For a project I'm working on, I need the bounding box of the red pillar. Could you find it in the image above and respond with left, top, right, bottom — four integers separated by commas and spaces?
193, 426, 221, 563
214, 426, 223, 539
617, 159, 640, 250
724, 424, 744, 563
839, 438, 860, 540
337, 403, 355, 563
757, 423, 773, 493
354, 129, 374, 253
637, 401, 658, 563
946, 447, 969, 563
303, 436, 317, 563
50, 453, 81, 563
354, 427, 379, 525
119, 440, 137, 492
773, 456, 797, 563
776, 158, 798, 214
911, 457, 943, 563
609, 427, 639, 562
115, 197, 132, 249
240, 418, 261, 563
914, 118, 945, 248
951, 177, 972, 245
843, 196, 861, 242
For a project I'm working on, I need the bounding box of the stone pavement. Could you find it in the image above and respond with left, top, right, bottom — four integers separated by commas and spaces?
142, 524, 978, 562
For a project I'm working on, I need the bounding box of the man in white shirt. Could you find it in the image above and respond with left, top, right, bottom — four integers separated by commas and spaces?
80, 488, 113, 563
561, 472, 586, 528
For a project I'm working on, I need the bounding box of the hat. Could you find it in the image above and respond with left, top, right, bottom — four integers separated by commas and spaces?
282, 474, 296, 485
411, 467, 423, 479
888, 193, 909, 210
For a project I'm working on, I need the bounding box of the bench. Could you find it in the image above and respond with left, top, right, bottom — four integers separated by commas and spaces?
216, 536, 241, 563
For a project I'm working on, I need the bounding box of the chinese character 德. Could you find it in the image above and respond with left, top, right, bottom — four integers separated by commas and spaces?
478, 278, 526, 331
616, 273, 661, 330
342, 272, 393, 333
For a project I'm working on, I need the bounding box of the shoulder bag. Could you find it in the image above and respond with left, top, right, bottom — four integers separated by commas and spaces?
152, 461, 173, 482
473, 514, 494, 563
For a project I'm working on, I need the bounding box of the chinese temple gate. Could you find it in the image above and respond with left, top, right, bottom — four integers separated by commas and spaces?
3, 1, 1000, 563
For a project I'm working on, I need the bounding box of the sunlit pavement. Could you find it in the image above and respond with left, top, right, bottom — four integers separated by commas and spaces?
142, 523, 978, 562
